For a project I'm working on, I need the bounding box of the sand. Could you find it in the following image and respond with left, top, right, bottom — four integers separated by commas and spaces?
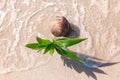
0, 0, 120, 80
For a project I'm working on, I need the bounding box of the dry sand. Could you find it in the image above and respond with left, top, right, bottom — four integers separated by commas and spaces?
0, 0, 120, 80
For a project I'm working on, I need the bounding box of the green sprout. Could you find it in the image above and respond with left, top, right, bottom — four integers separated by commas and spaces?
25, 37, 87, 62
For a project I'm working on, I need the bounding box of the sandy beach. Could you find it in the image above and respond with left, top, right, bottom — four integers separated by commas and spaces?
0, 0, 120, 80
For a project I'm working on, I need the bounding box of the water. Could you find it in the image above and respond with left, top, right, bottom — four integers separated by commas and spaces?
83, 57, 108, 68
0, 0, 120, 74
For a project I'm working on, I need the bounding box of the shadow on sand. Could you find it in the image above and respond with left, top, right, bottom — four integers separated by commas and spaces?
61, 54, 119, 80
63, 23, 119, 80
65, 23, 80, 38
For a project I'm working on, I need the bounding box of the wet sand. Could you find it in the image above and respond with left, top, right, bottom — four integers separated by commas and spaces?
0, 0, 120, 80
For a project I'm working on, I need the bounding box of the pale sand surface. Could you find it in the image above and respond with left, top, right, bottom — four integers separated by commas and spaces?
0, 54, 120, 80
0, 0, 120, 80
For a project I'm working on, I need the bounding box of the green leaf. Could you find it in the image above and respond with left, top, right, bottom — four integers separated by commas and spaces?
26, 36, 86, 62
36, 36, 51, 45
54, 44, 83, 62
54, 37, 87, 47
44, 44, 54, 56
49, 45, 54, 56
36, 37, 42, 43
44, 44, 51, 54
25, 43, 47, 50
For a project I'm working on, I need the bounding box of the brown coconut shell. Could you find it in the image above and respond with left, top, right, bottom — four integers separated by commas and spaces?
50, 16, 71, 36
